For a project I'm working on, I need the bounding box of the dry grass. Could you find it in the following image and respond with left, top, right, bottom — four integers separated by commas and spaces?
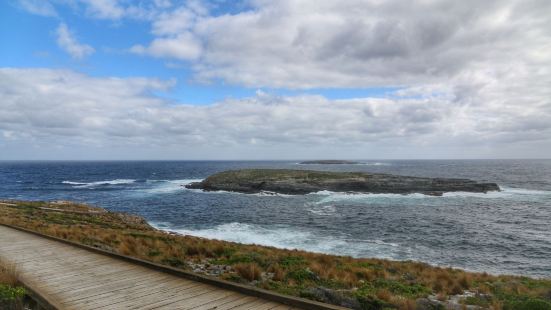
0, 260, 19, 287
234, 263, 261, 281
1, 200, 550, 310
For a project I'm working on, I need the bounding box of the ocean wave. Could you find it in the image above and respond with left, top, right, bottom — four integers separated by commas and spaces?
358, 162, 391, 166
498, 187, 551, 196
141, 179, 203, 194
61, 181, 88, 185
150, 221, 407, 259
310, 186, 551, 204
181, 188, 297, 197
62, 179, 136, 188
176, 185, 551, 202
294, 162, 390, 166
311, 191, 428, 204
307, 204, 337, 216
251, 191, 296, 197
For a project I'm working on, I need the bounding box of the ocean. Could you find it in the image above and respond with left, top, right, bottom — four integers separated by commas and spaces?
1, 160, 550, 278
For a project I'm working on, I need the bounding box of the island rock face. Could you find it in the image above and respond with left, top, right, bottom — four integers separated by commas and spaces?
185, 169, 500, 196
299, 160, 360, 164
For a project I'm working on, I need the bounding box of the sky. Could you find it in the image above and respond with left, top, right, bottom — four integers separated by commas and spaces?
1, 0, 550, 160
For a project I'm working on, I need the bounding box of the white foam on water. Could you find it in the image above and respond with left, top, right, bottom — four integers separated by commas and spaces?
499, 187, 551, 196
142, 179, 204, 194
441, 187, 551, 199
252, 191, 296, 198
62, 181, 88, 185
307, 204, 337, 216
309, 186, 551, 204
149, 221, 172, 229
358, 162, 391, 166
294, 162, 390, 166
62, 179, 136, 188
151, 221, 406, 259
179, 188, 297, 197
167, 184, 551, 203
311, 191, 428, 204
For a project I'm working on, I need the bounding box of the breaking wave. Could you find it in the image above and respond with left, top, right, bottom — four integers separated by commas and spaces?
140, 179, 203, 194
309, 186, 551, 204
151, 221, 406, 259
62, 179, 136, 188
307, 204, 337, 216
358, 162, 391, 166
295, 162, 390, 166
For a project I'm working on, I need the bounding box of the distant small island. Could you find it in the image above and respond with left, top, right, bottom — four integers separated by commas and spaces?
186, 169, 500, 196
299, 160, 361, 164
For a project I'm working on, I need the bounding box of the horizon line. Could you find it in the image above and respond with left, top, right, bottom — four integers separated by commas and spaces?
1, 158, 550, 162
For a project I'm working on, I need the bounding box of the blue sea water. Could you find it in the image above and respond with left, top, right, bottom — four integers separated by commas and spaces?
1, 160, 550, 278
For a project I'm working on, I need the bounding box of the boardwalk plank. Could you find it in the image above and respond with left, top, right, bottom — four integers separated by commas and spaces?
199, 296, 259, 310
0, 225, 336, 310
90, 280, 201, 309
189, 292, 244, 310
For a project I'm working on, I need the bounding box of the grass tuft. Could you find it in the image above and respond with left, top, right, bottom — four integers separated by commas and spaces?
234, 263, 261, 281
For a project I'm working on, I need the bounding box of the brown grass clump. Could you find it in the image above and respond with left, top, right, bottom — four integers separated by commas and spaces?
270, 264, 286, 282
234, 263, 261, 281
376, 289, 392, 301
0, 261, 19, 287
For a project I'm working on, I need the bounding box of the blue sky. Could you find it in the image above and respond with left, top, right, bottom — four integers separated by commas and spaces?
0, 1, 398, 105
0, 0, 550, 159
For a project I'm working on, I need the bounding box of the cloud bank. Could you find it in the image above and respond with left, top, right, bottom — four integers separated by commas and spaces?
129, 0, 551, 89
5, 0, 551, 158
1, 67, 550, 159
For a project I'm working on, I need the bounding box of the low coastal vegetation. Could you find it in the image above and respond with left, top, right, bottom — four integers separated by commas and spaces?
0, 259, 26, 310
1, 200, 550, 310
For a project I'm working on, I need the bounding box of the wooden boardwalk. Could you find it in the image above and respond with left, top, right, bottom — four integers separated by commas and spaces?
0, 225, 308, 310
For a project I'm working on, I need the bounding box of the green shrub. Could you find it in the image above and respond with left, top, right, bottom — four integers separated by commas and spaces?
160, 257, 185, 268
463, 295, 491, 307
287, 268, 318, 283
279, 256, 306, 267
374, 279, 430, 298
504, 298, 551, 310
0, 284, 25, 301
356, 295, 385, 310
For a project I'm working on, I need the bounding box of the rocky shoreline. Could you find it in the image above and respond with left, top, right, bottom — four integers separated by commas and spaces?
185, 169, 500, 196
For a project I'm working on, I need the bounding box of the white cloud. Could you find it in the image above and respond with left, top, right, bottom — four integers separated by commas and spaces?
126, 0, 551, 90
56, 23, 95, 59
1, 68, 550, 159
130, 3, 205, 61
18, 0, 57, 17
130, 32, 202, 61
80, 0, 125, 19
4, 1, 551, 158
70, 0, 177, 21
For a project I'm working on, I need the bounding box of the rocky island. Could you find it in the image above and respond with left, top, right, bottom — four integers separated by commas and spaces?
185, 169, 500, 195
299, 160, 360, 164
